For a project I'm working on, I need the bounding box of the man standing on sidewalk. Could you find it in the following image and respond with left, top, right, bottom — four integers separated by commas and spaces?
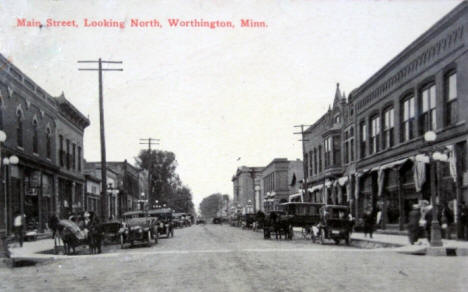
13, 211, 24, 247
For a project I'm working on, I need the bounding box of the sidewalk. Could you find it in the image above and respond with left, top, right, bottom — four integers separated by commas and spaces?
7, 238, 67, 262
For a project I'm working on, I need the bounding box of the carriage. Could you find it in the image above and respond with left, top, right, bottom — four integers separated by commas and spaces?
262, 202, 324, 240
54, 218, 102, 255
316, 205, 354, 245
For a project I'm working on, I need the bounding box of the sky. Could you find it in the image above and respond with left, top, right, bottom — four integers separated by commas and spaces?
0, 0, 463, 208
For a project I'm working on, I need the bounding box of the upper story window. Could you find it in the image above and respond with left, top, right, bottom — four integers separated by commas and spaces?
59, 135, 64, 166
400, 95, 415, 142
324, 137, 332, 168
308, 150, 313, 177
0, 100, 3, 130
360, 121, 367, 158
304, 153, 309, 179
33, 120, 38, 153
46, 128, 51, 159
72, 143, 76, 170
382, 107, 394, 149
313, 148, 318, 175
445, 71, 458, 126
419, 83, 436, 134
370, 115, 380, 154
78, 146, 82, 171
318, 146, 322, 172
334, 115, 341, 124
344, 126, 354, 164
17, 112, 23, 147
333, 135, 341, 166
66, 139, 70, 169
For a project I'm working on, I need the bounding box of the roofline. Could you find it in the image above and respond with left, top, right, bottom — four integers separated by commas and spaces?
349, 0, 467, 101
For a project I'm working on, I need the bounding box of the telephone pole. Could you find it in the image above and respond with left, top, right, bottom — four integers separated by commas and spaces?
139, 138, 160, 206
78, 59, 123, 221
294, 125, 311, 199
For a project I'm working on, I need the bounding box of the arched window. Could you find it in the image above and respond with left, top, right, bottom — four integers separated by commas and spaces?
17, 112, 23, 147
46, 128, 51, 158
33, 119, 39, 153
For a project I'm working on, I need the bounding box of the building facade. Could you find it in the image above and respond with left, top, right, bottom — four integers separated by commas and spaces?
232, 166, 263, 213
84, 173, 101, 216
262, 158, 304, 211
301, 2, 468, 235
0, 53, 89, 233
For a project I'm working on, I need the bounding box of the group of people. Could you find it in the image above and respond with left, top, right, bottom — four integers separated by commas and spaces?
407, 201, 455, 245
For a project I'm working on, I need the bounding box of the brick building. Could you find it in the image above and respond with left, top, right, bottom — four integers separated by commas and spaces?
302, 2, 468, 235
0, 53, 89, 233
262, 158, 304, 211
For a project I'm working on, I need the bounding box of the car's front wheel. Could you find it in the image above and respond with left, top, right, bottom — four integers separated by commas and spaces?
120, 234, 125, 249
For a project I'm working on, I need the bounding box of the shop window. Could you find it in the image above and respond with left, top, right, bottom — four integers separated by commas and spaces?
445, 71, 457, 126
382, 107, 394, 149
400, 95, 415, 142
419, 83, 436, 135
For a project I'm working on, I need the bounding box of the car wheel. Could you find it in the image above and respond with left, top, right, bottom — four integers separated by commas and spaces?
120, 235, 125, 249
334, 239, 340, 245
154, 232, 159, 244
319, 229, 325, 245
345, 234, 350, 246
147, 231, 152, 247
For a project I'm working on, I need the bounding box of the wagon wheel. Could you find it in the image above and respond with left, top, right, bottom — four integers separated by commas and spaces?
120, 234, 125, 249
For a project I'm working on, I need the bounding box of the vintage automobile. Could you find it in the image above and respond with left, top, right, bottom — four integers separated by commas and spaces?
148, 208, 174, 238
119, 210, 158, 248
241, 213, 255, 229
100, 221, 123, 244
316, 205, 354, 245
263, 202, 324, 240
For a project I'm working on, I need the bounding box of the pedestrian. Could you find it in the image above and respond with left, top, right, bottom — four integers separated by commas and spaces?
424, 205, 433, 243
408, 204, 421, 245
462, 203, 468, 240
362, 208, 375, 238
48, 214, 59, 238
13, 211, 24, 247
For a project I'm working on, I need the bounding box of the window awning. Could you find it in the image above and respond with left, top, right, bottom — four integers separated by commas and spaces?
337, 176, 348, 186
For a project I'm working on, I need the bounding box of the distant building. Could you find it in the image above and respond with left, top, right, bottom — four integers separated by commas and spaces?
261, 158, 304, 211
232, 166, 263, 213
84, 173, 101, 216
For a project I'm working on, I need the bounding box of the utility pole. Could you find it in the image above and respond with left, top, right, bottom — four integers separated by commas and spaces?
294, 125, 311, 201
139, 138, 160, 207
78, 59, 123, 222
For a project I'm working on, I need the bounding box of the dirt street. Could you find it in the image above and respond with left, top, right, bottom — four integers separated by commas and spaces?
1, 224, 467, 292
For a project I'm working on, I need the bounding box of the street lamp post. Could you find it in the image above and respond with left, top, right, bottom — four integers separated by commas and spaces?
0, 130, 7, 260
424, 131, 443, 248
